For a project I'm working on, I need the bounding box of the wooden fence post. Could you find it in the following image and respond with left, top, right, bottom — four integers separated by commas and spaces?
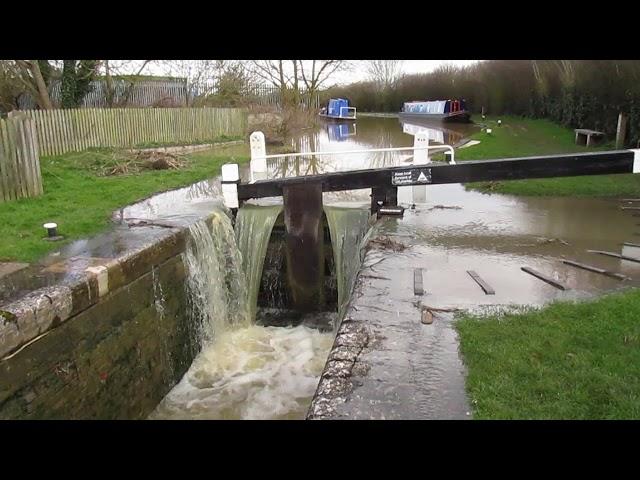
616, 112, 628, 149
0, 115, 43, 202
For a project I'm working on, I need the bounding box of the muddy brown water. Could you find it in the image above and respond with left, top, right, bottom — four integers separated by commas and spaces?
5, 116, 639, 419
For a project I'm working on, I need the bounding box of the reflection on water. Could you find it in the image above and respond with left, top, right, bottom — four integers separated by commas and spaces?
326, 122, 357, 142
400, 119, 470, 146
265, 116, 476, 180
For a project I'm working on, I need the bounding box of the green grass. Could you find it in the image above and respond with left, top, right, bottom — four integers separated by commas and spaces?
133, 135, 242, 149
1, 148, 248, 263
456, 289, 640, 419
456, 115, 640, 197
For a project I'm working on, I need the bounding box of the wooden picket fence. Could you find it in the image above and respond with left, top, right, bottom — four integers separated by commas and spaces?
0, 113, 43, 202
22, 107, 247, 156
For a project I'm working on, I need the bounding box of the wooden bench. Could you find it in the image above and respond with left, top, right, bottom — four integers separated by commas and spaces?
575, 129, 605, 147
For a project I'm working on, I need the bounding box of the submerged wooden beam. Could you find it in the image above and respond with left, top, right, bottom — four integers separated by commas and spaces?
283, 182, 325, 312
238, 150, 635, 200
521, 267, 567, 290
466, 270, 495, 295
587, 250, 640, 264
562, 259, 628, 281
414, 268, 424, 296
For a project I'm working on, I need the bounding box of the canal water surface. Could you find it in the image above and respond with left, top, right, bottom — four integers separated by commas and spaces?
144, 116, 640, 419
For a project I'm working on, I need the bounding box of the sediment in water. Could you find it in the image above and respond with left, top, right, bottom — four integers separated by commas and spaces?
234, 204, 283, 323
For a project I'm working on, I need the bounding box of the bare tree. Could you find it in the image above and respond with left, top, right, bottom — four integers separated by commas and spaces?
298, 60, 350, 97
248, 60, 295, 96
10, 60, 55, 109
97, 60, 156, 107
248, 60, 350, 106
367, 60, 404, 92
157, 60, 221, 105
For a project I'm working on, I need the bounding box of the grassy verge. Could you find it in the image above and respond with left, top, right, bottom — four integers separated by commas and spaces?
1, 148, 248, 263
456, 115, 640, 197
456, 289, 640, 419
133, 135, 242, 149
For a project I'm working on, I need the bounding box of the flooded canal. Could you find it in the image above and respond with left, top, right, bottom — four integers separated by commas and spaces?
132, 116, 640, 419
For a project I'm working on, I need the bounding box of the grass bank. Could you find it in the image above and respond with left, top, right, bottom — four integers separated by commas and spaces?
456, 289, 640, 419
1, 147, 249, 263
133, 135, 242, 149
456, 115, 640, 197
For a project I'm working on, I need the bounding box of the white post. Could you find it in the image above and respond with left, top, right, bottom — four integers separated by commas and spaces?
413, 132, 430, 165
631, 149, 640, 174
221, 163, 239, 209
250, 131, 267, 173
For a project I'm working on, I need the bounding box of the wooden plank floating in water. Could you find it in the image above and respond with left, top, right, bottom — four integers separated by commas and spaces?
414, 268, 424, 296
466, 270, 495, 295
587, 250, 640, 263
562, 259, 628, 281
521, 267, 567, 290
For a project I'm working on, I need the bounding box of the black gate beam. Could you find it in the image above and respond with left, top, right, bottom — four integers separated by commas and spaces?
238, 150, 636, 201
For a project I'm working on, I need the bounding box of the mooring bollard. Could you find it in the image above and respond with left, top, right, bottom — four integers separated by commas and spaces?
43, 222, 63, 241
43, 222, 58, 238
250, 131, 267, 173
413, 132, 430, 165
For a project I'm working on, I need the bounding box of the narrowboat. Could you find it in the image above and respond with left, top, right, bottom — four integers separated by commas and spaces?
399, 99, 470, 123
319, 98, 357, 121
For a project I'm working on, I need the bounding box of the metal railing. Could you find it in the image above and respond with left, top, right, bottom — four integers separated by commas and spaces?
256, 144, 455, 164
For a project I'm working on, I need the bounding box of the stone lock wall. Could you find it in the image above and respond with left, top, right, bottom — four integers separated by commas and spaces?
0, 254, 197, 419
0, 221, 210, 420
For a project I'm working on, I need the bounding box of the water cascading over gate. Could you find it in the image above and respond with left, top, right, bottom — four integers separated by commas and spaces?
183, 211, 250, 347
234, 204, 284, 322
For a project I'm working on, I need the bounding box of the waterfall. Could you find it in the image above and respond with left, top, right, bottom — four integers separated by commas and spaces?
324, 206, 372, 323
234, 204, 283, 322
153, 204, 367, 420
184, 210, 249, 347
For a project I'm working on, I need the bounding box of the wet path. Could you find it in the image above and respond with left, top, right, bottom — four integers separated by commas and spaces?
308, 232, 472, 419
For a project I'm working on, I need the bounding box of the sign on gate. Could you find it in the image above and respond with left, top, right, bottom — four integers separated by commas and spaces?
391, 168, 432, 186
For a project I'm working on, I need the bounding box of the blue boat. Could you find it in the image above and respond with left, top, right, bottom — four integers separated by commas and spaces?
319, 98, 357, 121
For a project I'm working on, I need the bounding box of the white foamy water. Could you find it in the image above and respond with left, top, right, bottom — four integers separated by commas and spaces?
152, 207, 336, 420
150, 324, 333, 420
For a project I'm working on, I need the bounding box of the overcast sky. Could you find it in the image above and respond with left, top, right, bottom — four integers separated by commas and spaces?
136, 59, 481, 86
332, 60, 481, 85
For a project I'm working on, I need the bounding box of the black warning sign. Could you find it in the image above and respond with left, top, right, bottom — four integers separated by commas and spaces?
391, 168, 432, 186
